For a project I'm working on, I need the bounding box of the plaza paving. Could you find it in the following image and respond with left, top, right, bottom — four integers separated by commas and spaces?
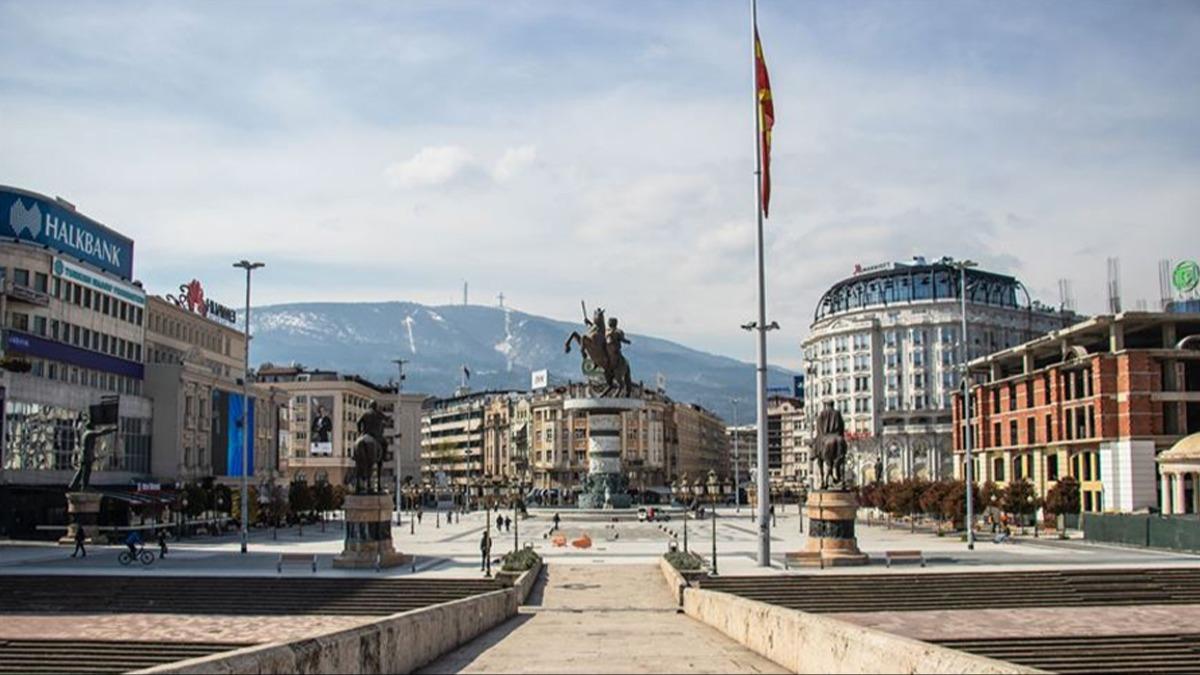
3, 507, 1200, 673
418, 564, 788, 674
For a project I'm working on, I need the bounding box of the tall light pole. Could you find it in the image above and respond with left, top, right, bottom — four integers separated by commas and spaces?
952, 258, 978, 550
742, 319, 779, 566
233, 260, 264, 555
392, 358, 409, 525
731, 398, 741, 513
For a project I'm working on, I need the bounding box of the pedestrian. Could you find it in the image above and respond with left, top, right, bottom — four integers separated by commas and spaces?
156, 529, 169, 559
504, 516, 512, 533
496, 514, 504, 531
770, 504, 776, 528
417, 509, 423, 524
71, 526, 86, 558
552, 512, 561, 532
479, 530, 491, 571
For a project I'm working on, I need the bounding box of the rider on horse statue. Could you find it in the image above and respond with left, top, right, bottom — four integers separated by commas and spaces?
353, 402, 391, 494
564, 302, 634, 397
814, 401, 849, 490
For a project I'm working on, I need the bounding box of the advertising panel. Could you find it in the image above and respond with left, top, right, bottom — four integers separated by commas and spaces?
53, 257, 145, 307
309, 396, 334, 457
211, 390, 255, 476
1, 186, 135, 279
531, 369, 548, 390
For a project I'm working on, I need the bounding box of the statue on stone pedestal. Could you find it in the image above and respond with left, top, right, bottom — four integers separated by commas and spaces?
564, 302, 633, 397
352, 402, 391, 494
67, 416, 117, 492
814, 401, 849, 490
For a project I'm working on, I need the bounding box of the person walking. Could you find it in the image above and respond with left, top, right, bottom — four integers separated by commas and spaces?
496, 514, 504, 531
156, 529, 169, 559
552, 512, 561, 532
504, 516, 512, 533
71, 526, 87, 558
417, 509, 423, 524
479, 530, 492, 571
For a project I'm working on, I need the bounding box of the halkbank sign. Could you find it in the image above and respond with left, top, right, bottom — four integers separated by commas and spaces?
0, 186, 135, 280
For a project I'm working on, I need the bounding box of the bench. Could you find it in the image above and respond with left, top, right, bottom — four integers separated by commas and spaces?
885, 550, 925, 568
277, 553, 317, 574
784, 551, 825, 570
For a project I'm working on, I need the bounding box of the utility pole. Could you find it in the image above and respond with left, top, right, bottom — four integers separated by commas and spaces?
732, 398, 741, 513
955, 259, 978, 550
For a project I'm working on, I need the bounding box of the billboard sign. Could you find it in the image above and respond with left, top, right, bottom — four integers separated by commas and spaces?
166, 279, 237, 325
531, 369, 548, 390
211, 390, 255, 476
1173, 260, 1199, 294
1, 186, 134, 279
309, 396, 334, 456
53, 257, 145, 306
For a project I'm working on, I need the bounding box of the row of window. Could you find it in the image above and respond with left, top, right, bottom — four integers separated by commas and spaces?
53, 274, 145, 327
9, 312, 145, 363
19, 357, 143, 396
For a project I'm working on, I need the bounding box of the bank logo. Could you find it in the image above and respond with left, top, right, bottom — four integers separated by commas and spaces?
53, 259, 64, 277
9, 199, 42, 239
182, 279, 207, 316
1174, 260, 1200, 294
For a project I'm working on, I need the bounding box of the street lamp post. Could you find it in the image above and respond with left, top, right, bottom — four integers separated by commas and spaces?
233, 260, 264, 555
392, 359, 409, 526
952, 258, 978, 551
732, 398, 741, 513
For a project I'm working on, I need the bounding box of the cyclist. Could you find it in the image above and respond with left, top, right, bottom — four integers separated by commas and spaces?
125, 529, 142, 558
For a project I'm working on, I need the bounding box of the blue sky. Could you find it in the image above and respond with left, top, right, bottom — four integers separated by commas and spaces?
2, 0, 1198, 369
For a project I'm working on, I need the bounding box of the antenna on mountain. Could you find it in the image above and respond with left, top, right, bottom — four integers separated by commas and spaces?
463, 281, 469, 306
1106, 257, 1122, 313
497, 292, 505, 308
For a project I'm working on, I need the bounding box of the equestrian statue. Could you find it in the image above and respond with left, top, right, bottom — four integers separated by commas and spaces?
813, 401, 849, 490
564, 301, 633, 397
352, 401, 391, 494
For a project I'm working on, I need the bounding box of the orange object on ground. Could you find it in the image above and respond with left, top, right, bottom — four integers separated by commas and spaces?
571, 534, 592, 549
552, 534, 567, 547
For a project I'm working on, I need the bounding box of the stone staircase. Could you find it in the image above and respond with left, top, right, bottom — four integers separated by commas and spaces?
934, 633, 1200, 674
697, 567, 1200, 613
0, 575, 501, 616
0, 639, 244, 674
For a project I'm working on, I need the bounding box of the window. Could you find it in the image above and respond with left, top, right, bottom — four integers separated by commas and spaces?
913, 373, 926, 390
884, 330, 898, 347
52, 278, 60, 297
911, 329, 925, 345
50, 319, 59, 340
13, 268, 29, 287
72, 324, 80, 345
119, 302, 128, 321
853, 333, 869, 350
993, 422, 1001, 445
1046, 454, 1059, 481
887, 374, 899, 390
33, 315, 46, 336
886, 352, 899, 369
1008, 382, 1018, 411
72, 284, 81, 304
1009, 420, 1018, 446
1028, 417, 1036, 445
102, 295, 111, 315
855, 376, 870, 392
912, 350, 925, 367
33, 272, 48, 293
11, 312, 29, 331
993, 457, 1006, 481
940, 326, 956, 344
886, 396, 900, 411
992, 389, 1001, 413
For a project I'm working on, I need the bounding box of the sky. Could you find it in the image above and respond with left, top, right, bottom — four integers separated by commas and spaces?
2, 0, 1198, 370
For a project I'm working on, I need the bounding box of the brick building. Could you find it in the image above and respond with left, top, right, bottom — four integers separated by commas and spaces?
952, 312, 1200, 513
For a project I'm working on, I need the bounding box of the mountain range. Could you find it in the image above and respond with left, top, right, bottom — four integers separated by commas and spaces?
248, 302, 797, 421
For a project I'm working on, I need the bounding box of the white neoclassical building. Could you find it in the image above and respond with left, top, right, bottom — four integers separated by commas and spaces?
802, 257, 1076, 486
1158, 433, 1200, 515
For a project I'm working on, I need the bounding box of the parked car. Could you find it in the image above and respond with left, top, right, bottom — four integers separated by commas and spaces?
637, 507, 648, 522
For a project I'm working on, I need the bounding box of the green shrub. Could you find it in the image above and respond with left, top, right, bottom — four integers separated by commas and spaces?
501, 548, 541, 572
665, 550, 705, 571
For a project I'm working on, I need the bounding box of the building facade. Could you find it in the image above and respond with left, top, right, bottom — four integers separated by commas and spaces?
952, 312, 1200, 513
671, 402, 729, 483
0, 186, 153, 536
767, 395, 809, 491
257, 365, 418, 488
144, 293, 288, 490
804, 257, 1075, 486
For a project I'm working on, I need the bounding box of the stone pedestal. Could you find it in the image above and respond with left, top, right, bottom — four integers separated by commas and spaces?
797, 489, 868, 566
333, 493, 411, 569
565, 398, 643, 509
59, 491, 103, 545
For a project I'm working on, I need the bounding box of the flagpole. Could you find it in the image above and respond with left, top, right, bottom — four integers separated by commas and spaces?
751, 0, 771, 567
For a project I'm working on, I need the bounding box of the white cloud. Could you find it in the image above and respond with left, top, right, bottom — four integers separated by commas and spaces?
385, 146, 477, 189
492, 145, 537, 182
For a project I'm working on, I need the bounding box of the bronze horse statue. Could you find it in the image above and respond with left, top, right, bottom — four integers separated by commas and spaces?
814, 402, 849, 490
351, 433, 385, 494
564, 304, 632, 397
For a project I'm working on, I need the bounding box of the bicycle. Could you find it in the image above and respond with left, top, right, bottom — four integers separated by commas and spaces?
118, 545, 155, 566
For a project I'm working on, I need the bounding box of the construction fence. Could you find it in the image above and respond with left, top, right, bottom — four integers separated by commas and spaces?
1082, 512, 1200, 552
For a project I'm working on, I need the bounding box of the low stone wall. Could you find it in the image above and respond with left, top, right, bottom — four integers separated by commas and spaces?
682, 587, 1044, 674
658, 555, 689, 605
135, 588, 518, 675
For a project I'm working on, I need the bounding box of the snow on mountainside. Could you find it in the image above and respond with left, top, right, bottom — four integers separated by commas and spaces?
249, 302, 796, 421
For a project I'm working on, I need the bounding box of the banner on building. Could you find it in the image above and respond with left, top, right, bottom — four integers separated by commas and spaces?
309, 395, 334, 456
211, 390, 255, 476
1, 187, 135, 279
531, 369, 548, 390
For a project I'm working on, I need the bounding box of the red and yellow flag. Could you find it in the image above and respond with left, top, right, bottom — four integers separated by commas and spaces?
755, 28, 774, 218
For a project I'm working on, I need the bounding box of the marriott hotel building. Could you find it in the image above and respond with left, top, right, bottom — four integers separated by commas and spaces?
0, 185, 152, 537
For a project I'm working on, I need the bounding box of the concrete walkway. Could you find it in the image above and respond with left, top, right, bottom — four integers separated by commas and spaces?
419, 564, 787, 674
